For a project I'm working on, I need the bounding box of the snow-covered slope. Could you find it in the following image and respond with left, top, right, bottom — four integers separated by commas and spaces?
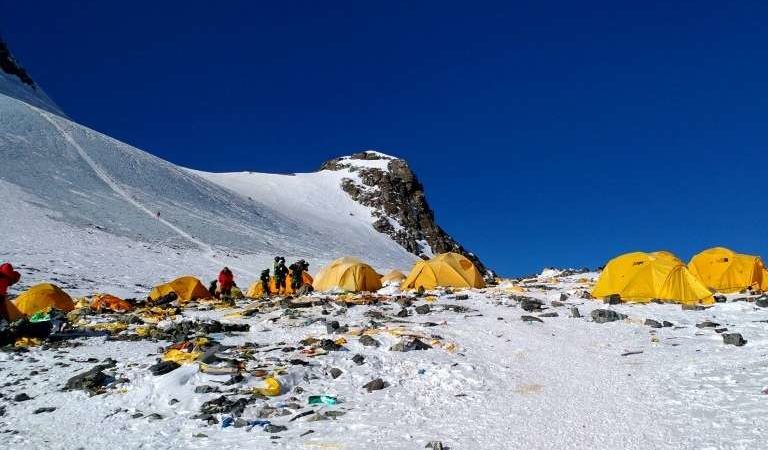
0, 92, 417, 293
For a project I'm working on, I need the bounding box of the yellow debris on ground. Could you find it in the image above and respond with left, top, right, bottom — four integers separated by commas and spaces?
163, 349, 202, 365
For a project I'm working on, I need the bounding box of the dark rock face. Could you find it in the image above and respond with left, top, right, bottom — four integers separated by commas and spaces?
320, 152, 489, 276
0, 40, 35, 86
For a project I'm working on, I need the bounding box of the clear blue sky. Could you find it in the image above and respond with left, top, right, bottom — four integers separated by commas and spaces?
3, 1, 767, 276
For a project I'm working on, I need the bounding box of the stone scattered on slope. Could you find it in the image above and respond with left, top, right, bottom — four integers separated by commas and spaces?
521, 315, 543, 323
591, 309, 626, 324
32, 407, 56, 414
570, 307, 581, 318
363, 378, 387, 392
644, 319, 662, 328
415, 304, 431, 315
359, 335, 380, 347
696, 321, 720, 329
329, 368, 343, 379
722, 333, 747, 347
390, 337, 431, 352
64, 361, 116, 394
13, 393, 31, 402
149, 360, 180, 376
352, 354, 365, 365
520, 299, 544, 312
426, 441, 445, 450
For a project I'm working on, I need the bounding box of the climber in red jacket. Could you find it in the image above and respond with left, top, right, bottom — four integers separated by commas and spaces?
217, 267, 234, 298
0, 262, 21, 320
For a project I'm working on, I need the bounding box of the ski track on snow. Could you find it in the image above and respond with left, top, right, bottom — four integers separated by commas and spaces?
32, 105, 258, 279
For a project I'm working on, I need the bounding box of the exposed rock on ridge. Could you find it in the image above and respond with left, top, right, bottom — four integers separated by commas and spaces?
321, 151, 490, 276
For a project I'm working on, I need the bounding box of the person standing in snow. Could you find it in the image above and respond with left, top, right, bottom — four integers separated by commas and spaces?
0, 262, 21, 320
274, 257, 288, 295
260, 269, 271, 298
290, 260, 307, 291
217, 267, 234, 298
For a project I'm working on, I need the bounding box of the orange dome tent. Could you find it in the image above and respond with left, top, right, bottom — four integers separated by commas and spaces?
688, 247, 765, 294
12, 283, 75, 317
402, 253, 485, 290
148, 276, 211, 303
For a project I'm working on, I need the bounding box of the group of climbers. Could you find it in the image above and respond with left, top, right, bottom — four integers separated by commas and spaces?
208, 258, 311, 301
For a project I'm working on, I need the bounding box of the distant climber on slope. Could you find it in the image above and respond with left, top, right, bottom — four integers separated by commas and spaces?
0, 262, 21, 320
217, 267, 234, 298
260, 269, 271, 298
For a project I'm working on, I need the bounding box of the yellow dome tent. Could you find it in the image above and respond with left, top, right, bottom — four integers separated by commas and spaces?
688, 247, 765, 294
592, 251, 713, 304
313, 257, 382, 292
380, 270, 406, 285
246, 272, 314, 297
148, 276, 211, 303
401, 252, 485, 290
12, 283, 75, 317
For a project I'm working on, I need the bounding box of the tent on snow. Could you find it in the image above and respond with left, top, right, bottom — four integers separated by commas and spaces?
380, 270, 407, 286
12, 283, 75, 318
246, 272, 314, 297
688, 247, 765, 294
148, 276, 211, 303
592, 251, 714, 305
401, 252, 485, 290
313, 257, 382, 292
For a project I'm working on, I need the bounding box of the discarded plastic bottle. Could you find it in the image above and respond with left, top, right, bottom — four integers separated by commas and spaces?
308, 395, 338, 405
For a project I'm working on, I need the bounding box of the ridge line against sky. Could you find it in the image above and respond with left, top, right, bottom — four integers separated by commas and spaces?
3, 0, 768, 275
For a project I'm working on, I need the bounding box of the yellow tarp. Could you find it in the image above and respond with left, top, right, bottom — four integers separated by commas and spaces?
163, 349, 202, 365
380, 270, 406, 285
688, 247, 765, 294
246, 272, 314, 297
401, 253, 485, 290
148, 276, 211, 303
12, 283, 75, 317
592, 251, 713, 305
313, 257, 382, 292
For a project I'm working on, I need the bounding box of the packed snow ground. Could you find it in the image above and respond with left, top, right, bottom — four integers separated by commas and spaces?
2, 274, 768, 450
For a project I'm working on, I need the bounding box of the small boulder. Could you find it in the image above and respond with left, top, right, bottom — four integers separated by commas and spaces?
389, 337, 431, 352
520, 299, 544, 312
13, 393, 31, 402
662, 321, 673, 327
604, 294, 621, 305
329, 368, 343, 379
696, 321, 720, 329
149, 360, 180, 376
363, 378, 387, 392
32, 407, 56, 414
396, 309, 409, 318
755, 296, 768, 308
644, 319, 662, 329
722, 333, 747, 346
359, 335, 380, 347
521, 315, 543, 323
415, 304, 431, 315
539, 312, 559, 318
426, 442, 445, 450
591, 309, 626, 324
569, 307, 581, 318
352, 354, 365, 365
264, 424, 288, 433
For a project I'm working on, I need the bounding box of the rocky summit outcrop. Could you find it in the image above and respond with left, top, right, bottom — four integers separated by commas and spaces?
0, 39, 35, 87
320, 151, 490, 276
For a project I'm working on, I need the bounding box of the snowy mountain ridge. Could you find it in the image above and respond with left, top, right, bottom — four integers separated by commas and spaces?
0, 42, 486, 295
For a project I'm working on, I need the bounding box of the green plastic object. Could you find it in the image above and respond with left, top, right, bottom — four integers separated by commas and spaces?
28, 311, 51, 323
308, 395, 338, 405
